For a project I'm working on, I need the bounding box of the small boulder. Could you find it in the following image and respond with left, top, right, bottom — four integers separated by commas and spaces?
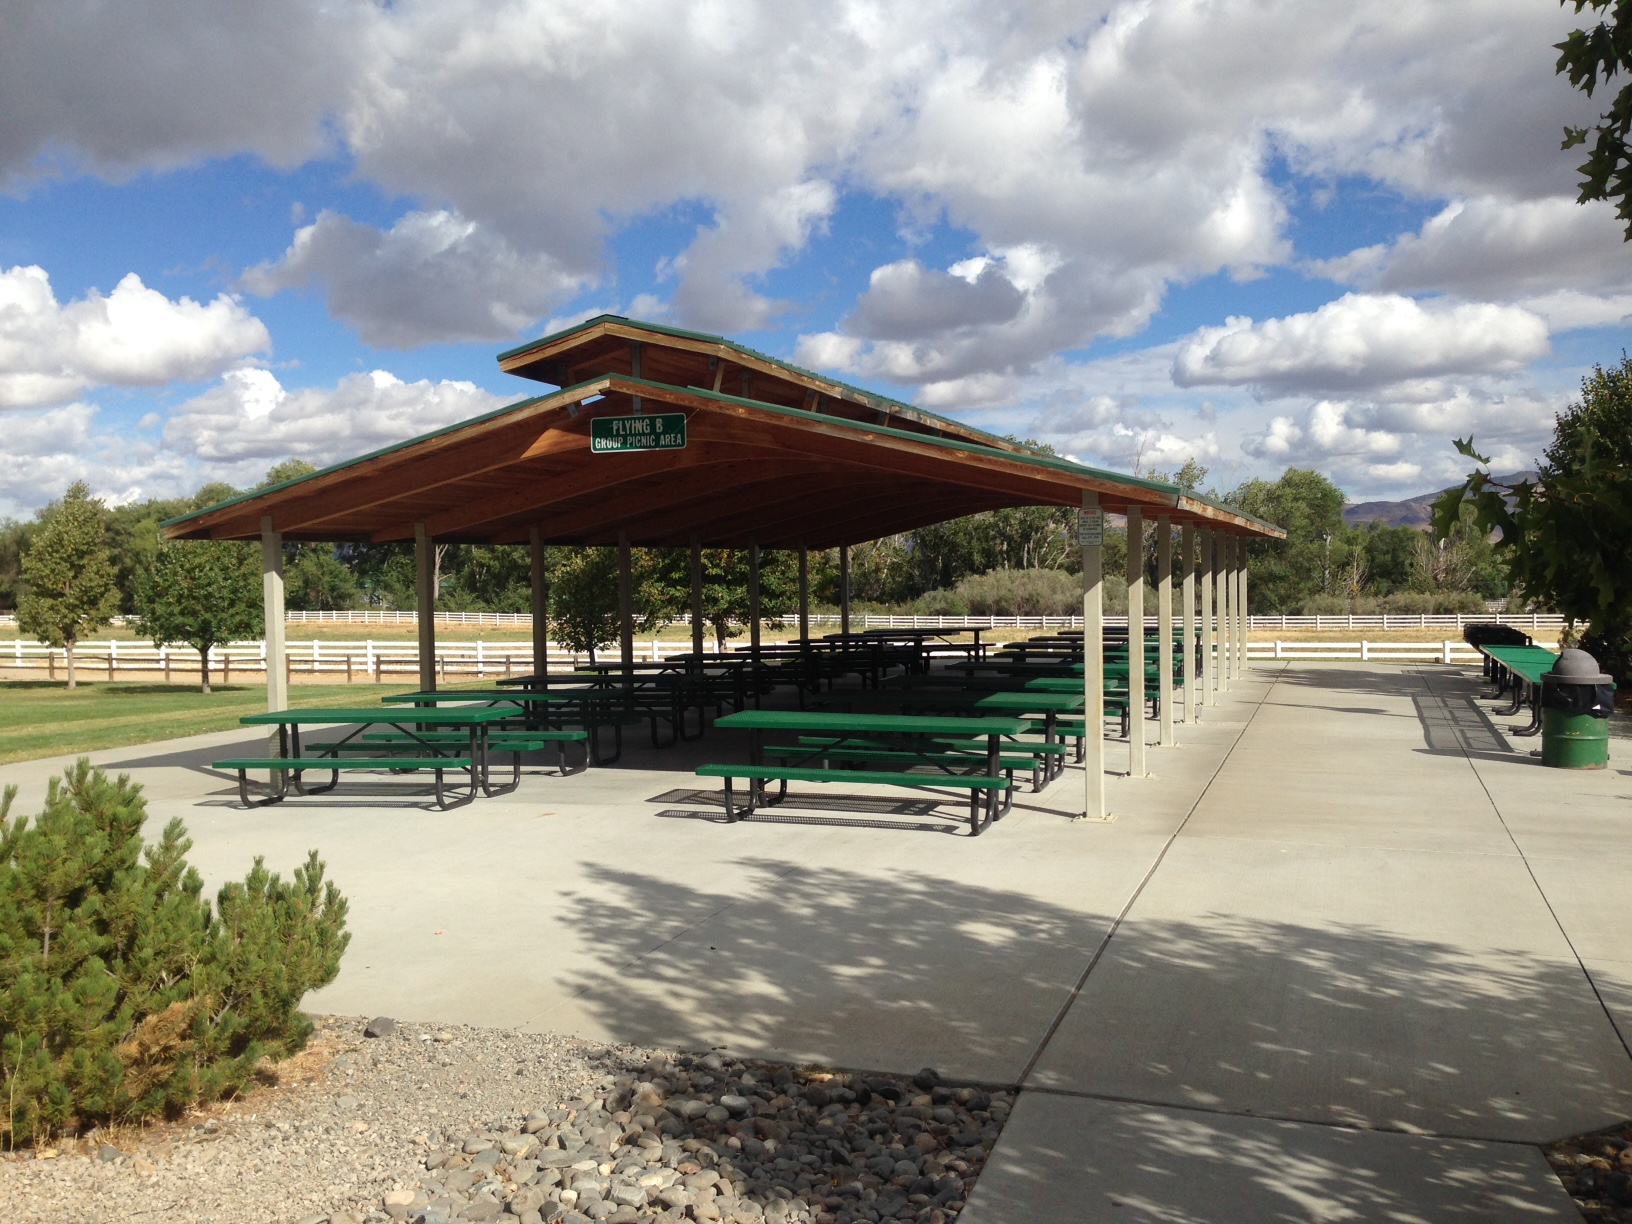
364, 1016, 397, 1038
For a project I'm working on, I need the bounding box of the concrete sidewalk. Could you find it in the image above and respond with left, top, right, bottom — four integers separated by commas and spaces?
2, 662, 1623, 1220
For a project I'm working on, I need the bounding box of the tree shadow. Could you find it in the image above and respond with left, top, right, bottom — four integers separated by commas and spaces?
965, 1093, 1577, 1223
548, 860, 1632, 1143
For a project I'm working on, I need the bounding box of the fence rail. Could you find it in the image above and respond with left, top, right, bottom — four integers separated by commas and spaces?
0, 609, 1564, 633
0, 638, 686, 682
1, 635, 1506, 679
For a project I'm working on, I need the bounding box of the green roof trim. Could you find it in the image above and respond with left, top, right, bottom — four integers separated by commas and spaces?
159, 390, 557, 530
496, 313, 1046, 459
646, 376, 1282, 535
161, 364, 1283, 540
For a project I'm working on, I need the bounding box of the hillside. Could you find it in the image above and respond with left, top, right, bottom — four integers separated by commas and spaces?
1344, 472, 1537, 529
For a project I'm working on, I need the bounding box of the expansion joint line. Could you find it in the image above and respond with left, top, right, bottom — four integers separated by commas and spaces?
1015, 666, 1285, 1085
1416, 665, 1632, 1065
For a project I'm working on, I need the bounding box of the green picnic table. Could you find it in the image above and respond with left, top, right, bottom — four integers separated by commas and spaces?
702, 710, 1029, 834
1480, 644, 1560, 736
214, 705, 518, 808
811, 687, 1084, 782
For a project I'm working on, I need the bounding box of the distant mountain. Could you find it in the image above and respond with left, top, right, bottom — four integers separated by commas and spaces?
1344, 472, 1537, 529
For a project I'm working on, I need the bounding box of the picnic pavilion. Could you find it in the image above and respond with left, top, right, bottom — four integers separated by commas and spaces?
163, 315, 1284, 819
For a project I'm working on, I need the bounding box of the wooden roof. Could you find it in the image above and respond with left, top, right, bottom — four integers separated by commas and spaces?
164, 318, 1284, 547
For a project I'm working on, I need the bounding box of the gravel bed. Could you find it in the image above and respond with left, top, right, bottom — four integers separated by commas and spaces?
1546, 1120, 1632, 1219
1, 1016, 1009, 1224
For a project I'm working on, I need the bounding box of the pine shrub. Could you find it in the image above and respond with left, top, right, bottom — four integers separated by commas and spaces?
0, 760, 349, 1147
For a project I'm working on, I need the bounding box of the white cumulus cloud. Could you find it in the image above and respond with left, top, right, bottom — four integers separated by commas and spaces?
163, 367, 511, 470
0, 266, 270, 408
242, 210, 586, 349
1171, 294, 1550, 397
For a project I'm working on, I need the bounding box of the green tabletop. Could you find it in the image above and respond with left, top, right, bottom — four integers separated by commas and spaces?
1482, 644, 1559, 684
887, 675, 1085, 693
715, 710, 1028, 736
380, 688, 624, 705
240, 705, 514, 726
836, 689, 1085, 713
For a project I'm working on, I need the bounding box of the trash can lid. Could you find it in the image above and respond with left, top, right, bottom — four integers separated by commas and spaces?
1546, 647, 1612, 685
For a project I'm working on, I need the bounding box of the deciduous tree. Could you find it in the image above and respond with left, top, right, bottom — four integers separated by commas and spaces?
17, 483, 120, 691
134, 541, 264, 693
1435, 355, 1632, 681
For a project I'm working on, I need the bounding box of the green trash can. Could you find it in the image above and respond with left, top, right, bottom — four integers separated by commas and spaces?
1540, 648, 1614, 769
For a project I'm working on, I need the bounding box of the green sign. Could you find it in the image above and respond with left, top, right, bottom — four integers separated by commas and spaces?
590, 413, 687, 453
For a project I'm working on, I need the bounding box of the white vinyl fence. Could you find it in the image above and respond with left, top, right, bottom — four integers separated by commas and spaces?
1, 634, 1509, 680
0, 638, 685, 683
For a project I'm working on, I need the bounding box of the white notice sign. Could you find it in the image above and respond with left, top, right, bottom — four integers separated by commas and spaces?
1078, 507, 1104, 548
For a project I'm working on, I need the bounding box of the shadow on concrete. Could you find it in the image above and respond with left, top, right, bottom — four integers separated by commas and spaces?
548, 860, 1632, 1141
1033, 905, 1632, 1143
1412, 673, 1544, 768
101, 736, 266, 772
964, 1093, 1577, 1224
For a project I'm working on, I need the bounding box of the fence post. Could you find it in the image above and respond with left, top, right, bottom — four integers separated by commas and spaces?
1361, 640, 1370, 661
1442, 640, 1453, 664
477, 639, 485, 678
1275, 640, 1284, 659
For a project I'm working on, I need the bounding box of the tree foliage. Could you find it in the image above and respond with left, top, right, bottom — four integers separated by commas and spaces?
0, 761, 349, 1147
134, 541, 264, 693
17, 483, 121, 690
1434, 355, 1632, 680
1557, 0, 1632, 239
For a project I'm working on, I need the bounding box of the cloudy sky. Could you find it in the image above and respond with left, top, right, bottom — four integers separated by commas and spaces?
3, 0, 1628, 518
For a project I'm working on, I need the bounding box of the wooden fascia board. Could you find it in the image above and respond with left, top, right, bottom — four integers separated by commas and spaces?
1172, 495, 1287, 538
631, 380, 1175, 513
164, 381, 607, 540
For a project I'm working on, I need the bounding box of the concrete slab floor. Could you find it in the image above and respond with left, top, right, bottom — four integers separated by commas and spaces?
4, 660, 1626, 1213
958, 1092, 1580, 1224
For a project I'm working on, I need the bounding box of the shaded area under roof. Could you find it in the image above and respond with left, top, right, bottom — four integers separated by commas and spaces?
165, 320, 1284, 547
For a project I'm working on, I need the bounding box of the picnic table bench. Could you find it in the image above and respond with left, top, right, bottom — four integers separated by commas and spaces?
700, 710, 1028, 835
212, 705, 519, 808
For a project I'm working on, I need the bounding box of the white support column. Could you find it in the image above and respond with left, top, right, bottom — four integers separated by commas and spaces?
414, 522, 436, 692
618, 531, 635, 684
748, 538, 762, 659
1156, 516, 1174, 747
1220, 535, 1227, 691
1126, 506, 1146, 778
1180, 523, 1196, 725
689, 535, 705, 656
1080, 491, 1108, 821
261, 516, 287, 712
839, 544, 851, 635
530, 527, 549, 687
797, 541, 810, 642
1233, 545, 1246, 675
1199, 526, 1214, 706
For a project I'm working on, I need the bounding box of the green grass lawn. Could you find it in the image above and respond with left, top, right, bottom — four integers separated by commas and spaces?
0, 681, 422, 766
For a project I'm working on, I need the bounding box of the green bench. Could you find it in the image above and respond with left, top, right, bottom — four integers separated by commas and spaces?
353, 728, 590, 780
694, 763, 1008, 831
211, 756, 476, 808
782, 736, 1064, 794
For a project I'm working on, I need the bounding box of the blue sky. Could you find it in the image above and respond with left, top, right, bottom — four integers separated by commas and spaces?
4, 0, 1631, 518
